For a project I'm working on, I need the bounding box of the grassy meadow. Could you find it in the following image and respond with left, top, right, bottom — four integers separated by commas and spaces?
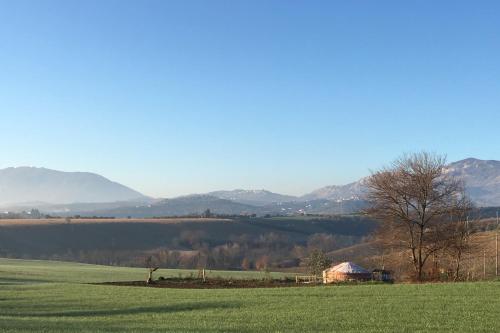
0, 258, 499, 333
0, 258, 290, 283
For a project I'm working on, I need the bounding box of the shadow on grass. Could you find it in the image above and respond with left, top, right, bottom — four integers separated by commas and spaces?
4, 301, 241, 318
0, 277, 49, 285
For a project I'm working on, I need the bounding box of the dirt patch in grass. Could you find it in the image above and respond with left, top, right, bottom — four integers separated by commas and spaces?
98, 278, 316, 289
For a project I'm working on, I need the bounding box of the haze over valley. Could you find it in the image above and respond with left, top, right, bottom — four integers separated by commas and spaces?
2, 157, 500, 217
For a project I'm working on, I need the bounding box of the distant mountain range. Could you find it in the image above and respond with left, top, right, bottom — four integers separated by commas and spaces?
1, 158, 499, 216
296, 158, 500, 207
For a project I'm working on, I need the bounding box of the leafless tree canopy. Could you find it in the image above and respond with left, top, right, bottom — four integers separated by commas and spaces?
365, 152, 471, 281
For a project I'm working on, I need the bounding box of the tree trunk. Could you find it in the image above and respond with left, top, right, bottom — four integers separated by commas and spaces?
454, 257, 461, 282
417, 225, 425, 282
146, 270, 153, 284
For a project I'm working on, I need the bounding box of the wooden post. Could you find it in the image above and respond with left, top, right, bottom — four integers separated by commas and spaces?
496, 231, 499, 277
471, 252, 476, 281
496, 211, 499, 277
483, 250, 486, 279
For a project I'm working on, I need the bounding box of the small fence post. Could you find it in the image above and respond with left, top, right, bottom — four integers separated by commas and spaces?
483, 251, 486, 279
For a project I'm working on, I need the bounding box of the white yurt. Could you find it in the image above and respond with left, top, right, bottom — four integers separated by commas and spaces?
323, 262, 371, 283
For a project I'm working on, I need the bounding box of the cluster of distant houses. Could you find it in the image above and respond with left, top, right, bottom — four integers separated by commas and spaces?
0, 208, 45, 219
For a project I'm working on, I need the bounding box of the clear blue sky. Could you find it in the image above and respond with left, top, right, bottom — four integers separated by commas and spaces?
1, 1, 499, 198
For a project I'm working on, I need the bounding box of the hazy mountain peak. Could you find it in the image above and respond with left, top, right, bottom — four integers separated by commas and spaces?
443, 158, 500, 206
447, 158, 500, 169
0, 166, 147, 206
301, 178, 369, 202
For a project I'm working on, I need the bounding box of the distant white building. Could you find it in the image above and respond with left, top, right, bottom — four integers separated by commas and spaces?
322, 262, 371, 283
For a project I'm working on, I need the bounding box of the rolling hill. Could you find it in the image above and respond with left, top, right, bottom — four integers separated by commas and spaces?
86, 195, 258, 218
208, 189, 297, 206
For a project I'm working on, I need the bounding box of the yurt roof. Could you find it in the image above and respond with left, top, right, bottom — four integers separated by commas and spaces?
324, 262, 369, 274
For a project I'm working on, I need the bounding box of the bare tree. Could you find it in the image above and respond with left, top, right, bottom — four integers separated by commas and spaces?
241, 257, 251, 270
366, 152, 464, 281
444, 195, 476, 281
202, 209, 212, 218
145, 256, 159, 284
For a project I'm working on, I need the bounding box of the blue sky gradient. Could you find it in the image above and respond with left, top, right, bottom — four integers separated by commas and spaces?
1, 1, 499, 197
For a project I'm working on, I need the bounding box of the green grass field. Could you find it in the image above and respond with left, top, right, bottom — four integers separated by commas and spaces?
0, 258, 499, 332
0, 258, 290, 284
